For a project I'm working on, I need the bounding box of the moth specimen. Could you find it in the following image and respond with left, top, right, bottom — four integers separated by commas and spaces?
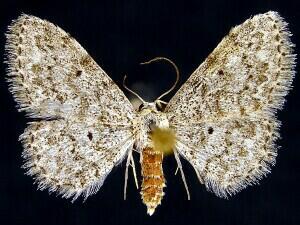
5, 11, 296, 215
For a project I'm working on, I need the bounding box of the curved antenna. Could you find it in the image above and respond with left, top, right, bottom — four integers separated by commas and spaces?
123, 75, 146, 103
140, 57, 180, 101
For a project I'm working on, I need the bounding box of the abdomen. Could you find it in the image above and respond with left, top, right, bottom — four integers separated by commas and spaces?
140, 147, 165, 215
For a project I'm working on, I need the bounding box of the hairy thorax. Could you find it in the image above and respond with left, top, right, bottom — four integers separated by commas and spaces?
133, 102, 170, 151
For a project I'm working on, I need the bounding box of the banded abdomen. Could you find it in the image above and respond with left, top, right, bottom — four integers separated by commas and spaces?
140, 147, 165, 215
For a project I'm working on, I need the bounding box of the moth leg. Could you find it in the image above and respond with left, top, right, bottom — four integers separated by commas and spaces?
174, 150, 191, 200
174, 166, 179, 175
130, 153, 139, 189
123, 149, 133, 200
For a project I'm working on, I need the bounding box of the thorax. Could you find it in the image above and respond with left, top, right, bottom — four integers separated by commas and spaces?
133, 102, 169, 151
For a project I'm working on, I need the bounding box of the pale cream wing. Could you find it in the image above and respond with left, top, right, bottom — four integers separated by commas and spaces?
5, 14, 136, 200
21, 119, 134, 200
5, 14, 135, 122
165, 11, 295, 197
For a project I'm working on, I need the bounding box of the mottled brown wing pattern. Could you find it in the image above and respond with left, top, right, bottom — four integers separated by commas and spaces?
165, 11, 295, 197
5, 14, 136, 200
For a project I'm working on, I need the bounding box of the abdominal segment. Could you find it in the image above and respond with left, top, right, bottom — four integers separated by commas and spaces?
140, 147, 165, 215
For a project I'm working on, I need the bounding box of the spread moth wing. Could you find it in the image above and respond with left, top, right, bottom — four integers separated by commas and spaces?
5, 14, 136, 200
165, 11, 296, 197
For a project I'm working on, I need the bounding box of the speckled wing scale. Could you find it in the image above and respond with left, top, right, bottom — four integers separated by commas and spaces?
5, 11, 296, 214
5, 14, 136, 200
166, 11, 296, 197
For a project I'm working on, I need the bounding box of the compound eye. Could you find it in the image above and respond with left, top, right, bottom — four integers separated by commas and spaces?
155, 101, 164, 111
138, 103, 144, 111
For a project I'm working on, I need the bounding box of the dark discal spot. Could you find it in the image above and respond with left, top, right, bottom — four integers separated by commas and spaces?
247, 42, 253, 48
208, 127, 214, 134
273, 24, 277, 29
76, 70, 82, 77
30, 135, 34, 143
217, 69, 224, 75
20, 27, 25, 33
47, 66, 52, 70
87, 132, 93, 141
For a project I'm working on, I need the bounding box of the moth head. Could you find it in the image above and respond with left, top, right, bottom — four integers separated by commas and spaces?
138, 102, 158, 112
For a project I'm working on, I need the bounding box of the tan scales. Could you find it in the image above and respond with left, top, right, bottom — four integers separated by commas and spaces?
141, 147, 165, 215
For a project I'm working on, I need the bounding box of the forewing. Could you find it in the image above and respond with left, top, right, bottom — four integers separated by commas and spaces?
5, 15, 136, 199
5, 14, 134, 122
166, 12, 295, 197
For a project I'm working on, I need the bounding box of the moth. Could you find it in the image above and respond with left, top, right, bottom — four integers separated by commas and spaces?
5, 11, 295, 215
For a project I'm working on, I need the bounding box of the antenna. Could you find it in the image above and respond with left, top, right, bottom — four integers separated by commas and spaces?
140, 57, 180, 101
123, 75, 146, 103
